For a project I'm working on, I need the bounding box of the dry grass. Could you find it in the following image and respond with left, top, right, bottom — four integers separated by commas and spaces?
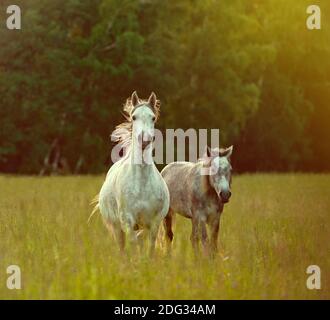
0, 174, 329, 299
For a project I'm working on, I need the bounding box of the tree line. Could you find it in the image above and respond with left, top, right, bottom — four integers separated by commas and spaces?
0, 0, 329, 174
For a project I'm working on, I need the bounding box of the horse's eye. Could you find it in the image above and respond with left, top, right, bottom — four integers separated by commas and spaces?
152, 116, 156, 122
132, 115, 136, 121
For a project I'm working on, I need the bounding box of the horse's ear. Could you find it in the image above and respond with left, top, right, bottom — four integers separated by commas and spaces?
148, 92, 157, 109
131, 91, 139, 106
223, 145, 233, 158
205, 146, 212, 158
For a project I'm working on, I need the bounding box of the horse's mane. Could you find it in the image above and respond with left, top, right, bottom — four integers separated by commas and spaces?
111, 96, 161, 151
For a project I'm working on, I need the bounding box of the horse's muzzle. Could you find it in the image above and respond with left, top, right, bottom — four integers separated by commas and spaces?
142, 140, 151, 150
220, 191, 231, 203
138, 133, 154, 150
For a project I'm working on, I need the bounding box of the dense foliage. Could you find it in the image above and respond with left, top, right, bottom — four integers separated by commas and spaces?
0, 0, 329, 173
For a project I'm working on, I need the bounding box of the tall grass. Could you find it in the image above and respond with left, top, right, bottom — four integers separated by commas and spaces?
0, 174, 329, 299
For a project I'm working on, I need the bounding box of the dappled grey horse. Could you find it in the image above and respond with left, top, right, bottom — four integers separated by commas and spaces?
92, 92, 170, 255
161, 146, 233, 255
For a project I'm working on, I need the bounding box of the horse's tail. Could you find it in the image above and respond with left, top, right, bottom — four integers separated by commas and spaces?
88, 194, 100, 224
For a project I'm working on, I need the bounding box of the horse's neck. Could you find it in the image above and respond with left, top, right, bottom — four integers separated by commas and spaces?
195, 162, 212, 193
128, 143, 155, 175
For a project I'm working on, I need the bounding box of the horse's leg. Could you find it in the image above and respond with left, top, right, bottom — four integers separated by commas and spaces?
163, 208, 174, 251
200, 219, 209, 256
137, 229, 145, 255
149, 223, 159, 257
105, 221, 125, 252
113, 224, 125, 253
190, 214, 200, 255
209, 217, 220, 256
122, 216, 139, 254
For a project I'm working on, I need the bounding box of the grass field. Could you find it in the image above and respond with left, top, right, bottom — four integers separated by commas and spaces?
0, 174, 329, 299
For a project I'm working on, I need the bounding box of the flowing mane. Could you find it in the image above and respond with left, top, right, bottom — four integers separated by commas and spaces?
111, 95, 160, 151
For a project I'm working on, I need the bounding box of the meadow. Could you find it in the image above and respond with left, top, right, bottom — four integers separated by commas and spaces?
0, 174, 329, 299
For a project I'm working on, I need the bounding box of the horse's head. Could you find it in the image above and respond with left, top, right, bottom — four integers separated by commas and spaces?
206, 146, 233, 204
130, 91, 159, 151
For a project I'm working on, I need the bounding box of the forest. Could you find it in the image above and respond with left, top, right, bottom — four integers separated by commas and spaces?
0, 0, 329, 174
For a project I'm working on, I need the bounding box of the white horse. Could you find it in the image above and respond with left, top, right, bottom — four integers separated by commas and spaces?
93, 91, 169, 255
